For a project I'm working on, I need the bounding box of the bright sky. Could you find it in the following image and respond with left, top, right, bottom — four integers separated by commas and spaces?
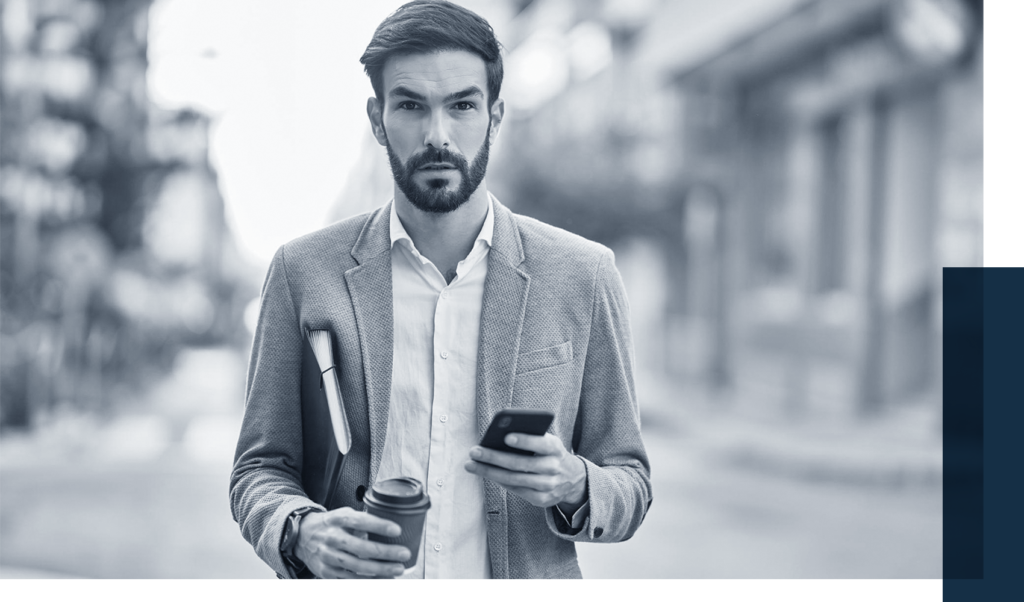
147, 0, 413, 263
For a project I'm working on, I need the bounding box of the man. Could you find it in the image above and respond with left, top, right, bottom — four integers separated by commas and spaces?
231, 0, 651, 579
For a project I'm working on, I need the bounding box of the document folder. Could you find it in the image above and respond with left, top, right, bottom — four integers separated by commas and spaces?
303, 329, 351, 508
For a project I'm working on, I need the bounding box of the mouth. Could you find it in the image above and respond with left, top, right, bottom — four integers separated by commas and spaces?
418, 163, 456, 171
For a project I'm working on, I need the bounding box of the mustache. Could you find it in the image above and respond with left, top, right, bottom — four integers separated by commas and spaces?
407, 147, 468, 171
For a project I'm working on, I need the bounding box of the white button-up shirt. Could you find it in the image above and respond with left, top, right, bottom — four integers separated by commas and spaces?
376, 196, 494, 579
376, 193, 589, 577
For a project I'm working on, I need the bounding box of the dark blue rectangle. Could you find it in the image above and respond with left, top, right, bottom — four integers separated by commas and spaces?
944, 268, 1024, 600
942, 268, 983, 580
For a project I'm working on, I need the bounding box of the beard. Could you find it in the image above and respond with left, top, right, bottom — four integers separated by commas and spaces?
384, 125, 490, 214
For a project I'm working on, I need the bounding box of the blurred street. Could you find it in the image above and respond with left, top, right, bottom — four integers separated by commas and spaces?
576, 372, 943, 578
0, 347, 268, 578
1, 346, 941, 579
0, 0, 977, 583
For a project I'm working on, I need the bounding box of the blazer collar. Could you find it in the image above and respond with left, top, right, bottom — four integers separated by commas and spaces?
350, 201, 393, 265
488, 196, 525, 268
350, 196, 524, 267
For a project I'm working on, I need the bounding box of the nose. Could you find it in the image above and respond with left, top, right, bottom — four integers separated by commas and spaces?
423, 110, 450, 149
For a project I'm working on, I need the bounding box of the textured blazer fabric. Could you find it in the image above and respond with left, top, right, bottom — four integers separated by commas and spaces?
230, 199, 652, 579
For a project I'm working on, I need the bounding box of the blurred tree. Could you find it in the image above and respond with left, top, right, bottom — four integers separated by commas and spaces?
1, 0, 251, 429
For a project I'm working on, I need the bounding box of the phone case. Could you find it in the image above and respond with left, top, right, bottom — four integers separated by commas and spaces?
480, 409, 555, 455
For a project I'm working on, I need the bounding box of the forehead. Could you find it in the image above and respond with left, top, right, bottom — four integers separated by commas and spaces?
382, 49, 488, 100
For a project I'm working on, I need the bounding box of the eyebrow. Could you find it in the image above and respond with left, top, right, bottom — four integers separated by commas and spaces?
389, 85, 426, 101
388, 85, 485, 104
443, 86, 484, 103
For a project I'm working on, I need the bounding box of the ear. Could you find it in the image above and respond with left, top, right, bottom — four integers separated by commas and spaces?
487, 98, 505, 146
367, 97, 387, 146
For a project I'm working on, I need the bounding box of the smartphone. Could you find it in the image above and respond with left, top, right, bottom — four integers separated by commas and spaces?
479, 409, 555, 456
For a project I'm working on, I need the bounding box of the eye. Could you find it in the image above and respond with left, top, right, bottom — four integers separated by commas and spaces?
397, 101, 420, 110
454, 101, 475, 111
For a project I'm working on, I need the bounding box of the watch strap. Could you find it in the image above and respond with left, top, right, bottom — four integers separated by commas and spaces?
281, 507, 322, 572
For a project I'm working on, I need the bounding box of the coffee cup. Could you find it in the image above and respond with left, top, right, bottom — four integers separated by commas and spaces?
363, 477, 431, 568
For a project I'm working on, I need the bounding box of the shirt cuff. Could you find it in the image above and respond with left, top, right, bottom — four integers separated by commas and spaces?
555, 499, 590, 530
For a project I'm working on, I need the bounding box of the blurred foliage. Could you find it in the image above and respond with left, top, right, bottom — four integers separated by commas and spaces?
1, 0, 254, 429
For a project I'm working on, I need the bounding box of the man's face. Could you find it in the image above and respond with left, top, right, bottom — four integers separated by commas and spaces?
369, 50, 503, 214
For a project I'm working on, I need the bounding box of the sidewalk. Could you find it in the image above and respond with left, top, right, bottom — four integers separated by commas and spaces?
0, 347, 273, 579
573, 371, 943, 578
1, 349, 943, 578
636, 370, 943, 489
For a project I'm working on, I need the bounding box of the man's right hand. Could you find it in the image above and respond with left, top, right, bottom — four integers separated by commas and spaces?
294, 507, 411, 578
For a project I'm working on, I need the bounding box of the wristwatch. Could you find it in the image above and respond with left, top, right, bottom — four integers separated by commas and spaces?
280, 507, 321, 571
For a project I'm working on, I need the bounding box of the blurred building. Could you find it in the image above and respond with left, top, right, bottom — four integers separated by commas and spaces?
668, 0, 982, 417
324, 0, 981, 417
490, 0, 982, 417
0, 0, 250, 428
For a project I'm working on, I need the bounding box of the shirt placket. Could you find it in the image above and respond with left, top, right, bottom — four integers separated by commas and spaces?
423, 277, 454, 578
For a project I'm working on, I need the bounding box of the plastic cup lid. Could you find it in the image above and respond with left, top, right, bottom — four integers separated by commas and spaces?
371, 477, 425, 505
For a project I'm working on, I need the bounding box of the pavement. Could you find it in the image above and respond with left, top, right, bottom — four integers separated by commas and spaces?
0, 347, 267, 579
0, 347, 942, 579
635, 370, 943, 489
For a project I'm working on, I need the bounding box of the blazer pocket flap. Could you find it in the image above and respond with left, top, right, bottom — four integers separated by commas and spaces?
516, 340, 573, 375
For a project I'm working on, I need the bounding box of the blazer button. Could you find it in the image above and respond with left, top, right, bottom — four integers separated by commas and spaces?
594, 527, 604, 538
355, 485, 366, 502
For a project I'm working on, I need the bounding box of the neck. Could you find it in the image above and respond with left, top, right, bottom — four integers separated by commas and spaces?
393, 183, 490, 278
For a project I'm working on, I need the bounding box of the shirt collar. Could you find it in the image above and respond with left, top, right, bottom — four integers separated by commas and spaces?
389, 193, 495, 250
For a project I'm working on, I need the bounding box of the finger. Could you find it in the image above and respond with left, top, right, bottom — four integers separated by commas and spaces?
339, 555, 406, 578
315, 564, 363, 579
330, 531, 411, 564
324, 510, 402, 538
320, 546, 408, 578
505, 432, 562, 455
469, 446, 556, 473
504, 485, 558, 508
465, 460, 557, 491
322, 557, 404, 579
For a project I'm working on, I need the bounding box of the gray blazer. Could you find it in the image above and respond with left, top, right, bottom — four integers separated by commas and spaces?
230, 199, 652, 579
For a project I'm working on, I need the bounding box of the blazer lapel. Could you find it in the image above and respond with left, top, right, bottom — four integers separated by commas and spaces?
345, 203, 394, 487
477, 198, 529, 579
476, 199, 530, 438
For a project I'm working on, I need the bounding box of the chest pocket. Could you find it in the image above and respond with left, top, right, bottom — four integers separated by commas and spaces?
516, 340, 573, 375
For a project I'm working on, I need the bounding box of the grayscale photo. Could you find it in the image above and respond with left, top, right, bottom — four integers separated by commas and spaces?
1, 0, 982, 581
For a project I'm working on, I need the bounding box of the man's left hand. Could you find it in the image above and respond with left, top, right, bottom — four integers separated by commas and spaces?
464, 433, 587, 514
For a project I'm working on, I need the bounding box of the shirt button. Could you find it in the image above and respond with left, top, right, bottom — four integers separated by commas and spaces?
441, 290, 449, 299
440, 351, 449, 359
433, 543, 443, 552
439, 414, 448, 423
436, 478, 445, 487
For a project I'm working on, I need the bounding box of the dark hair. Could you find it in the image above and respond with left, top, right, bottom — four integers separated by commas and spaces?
360, 0, 503, 109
